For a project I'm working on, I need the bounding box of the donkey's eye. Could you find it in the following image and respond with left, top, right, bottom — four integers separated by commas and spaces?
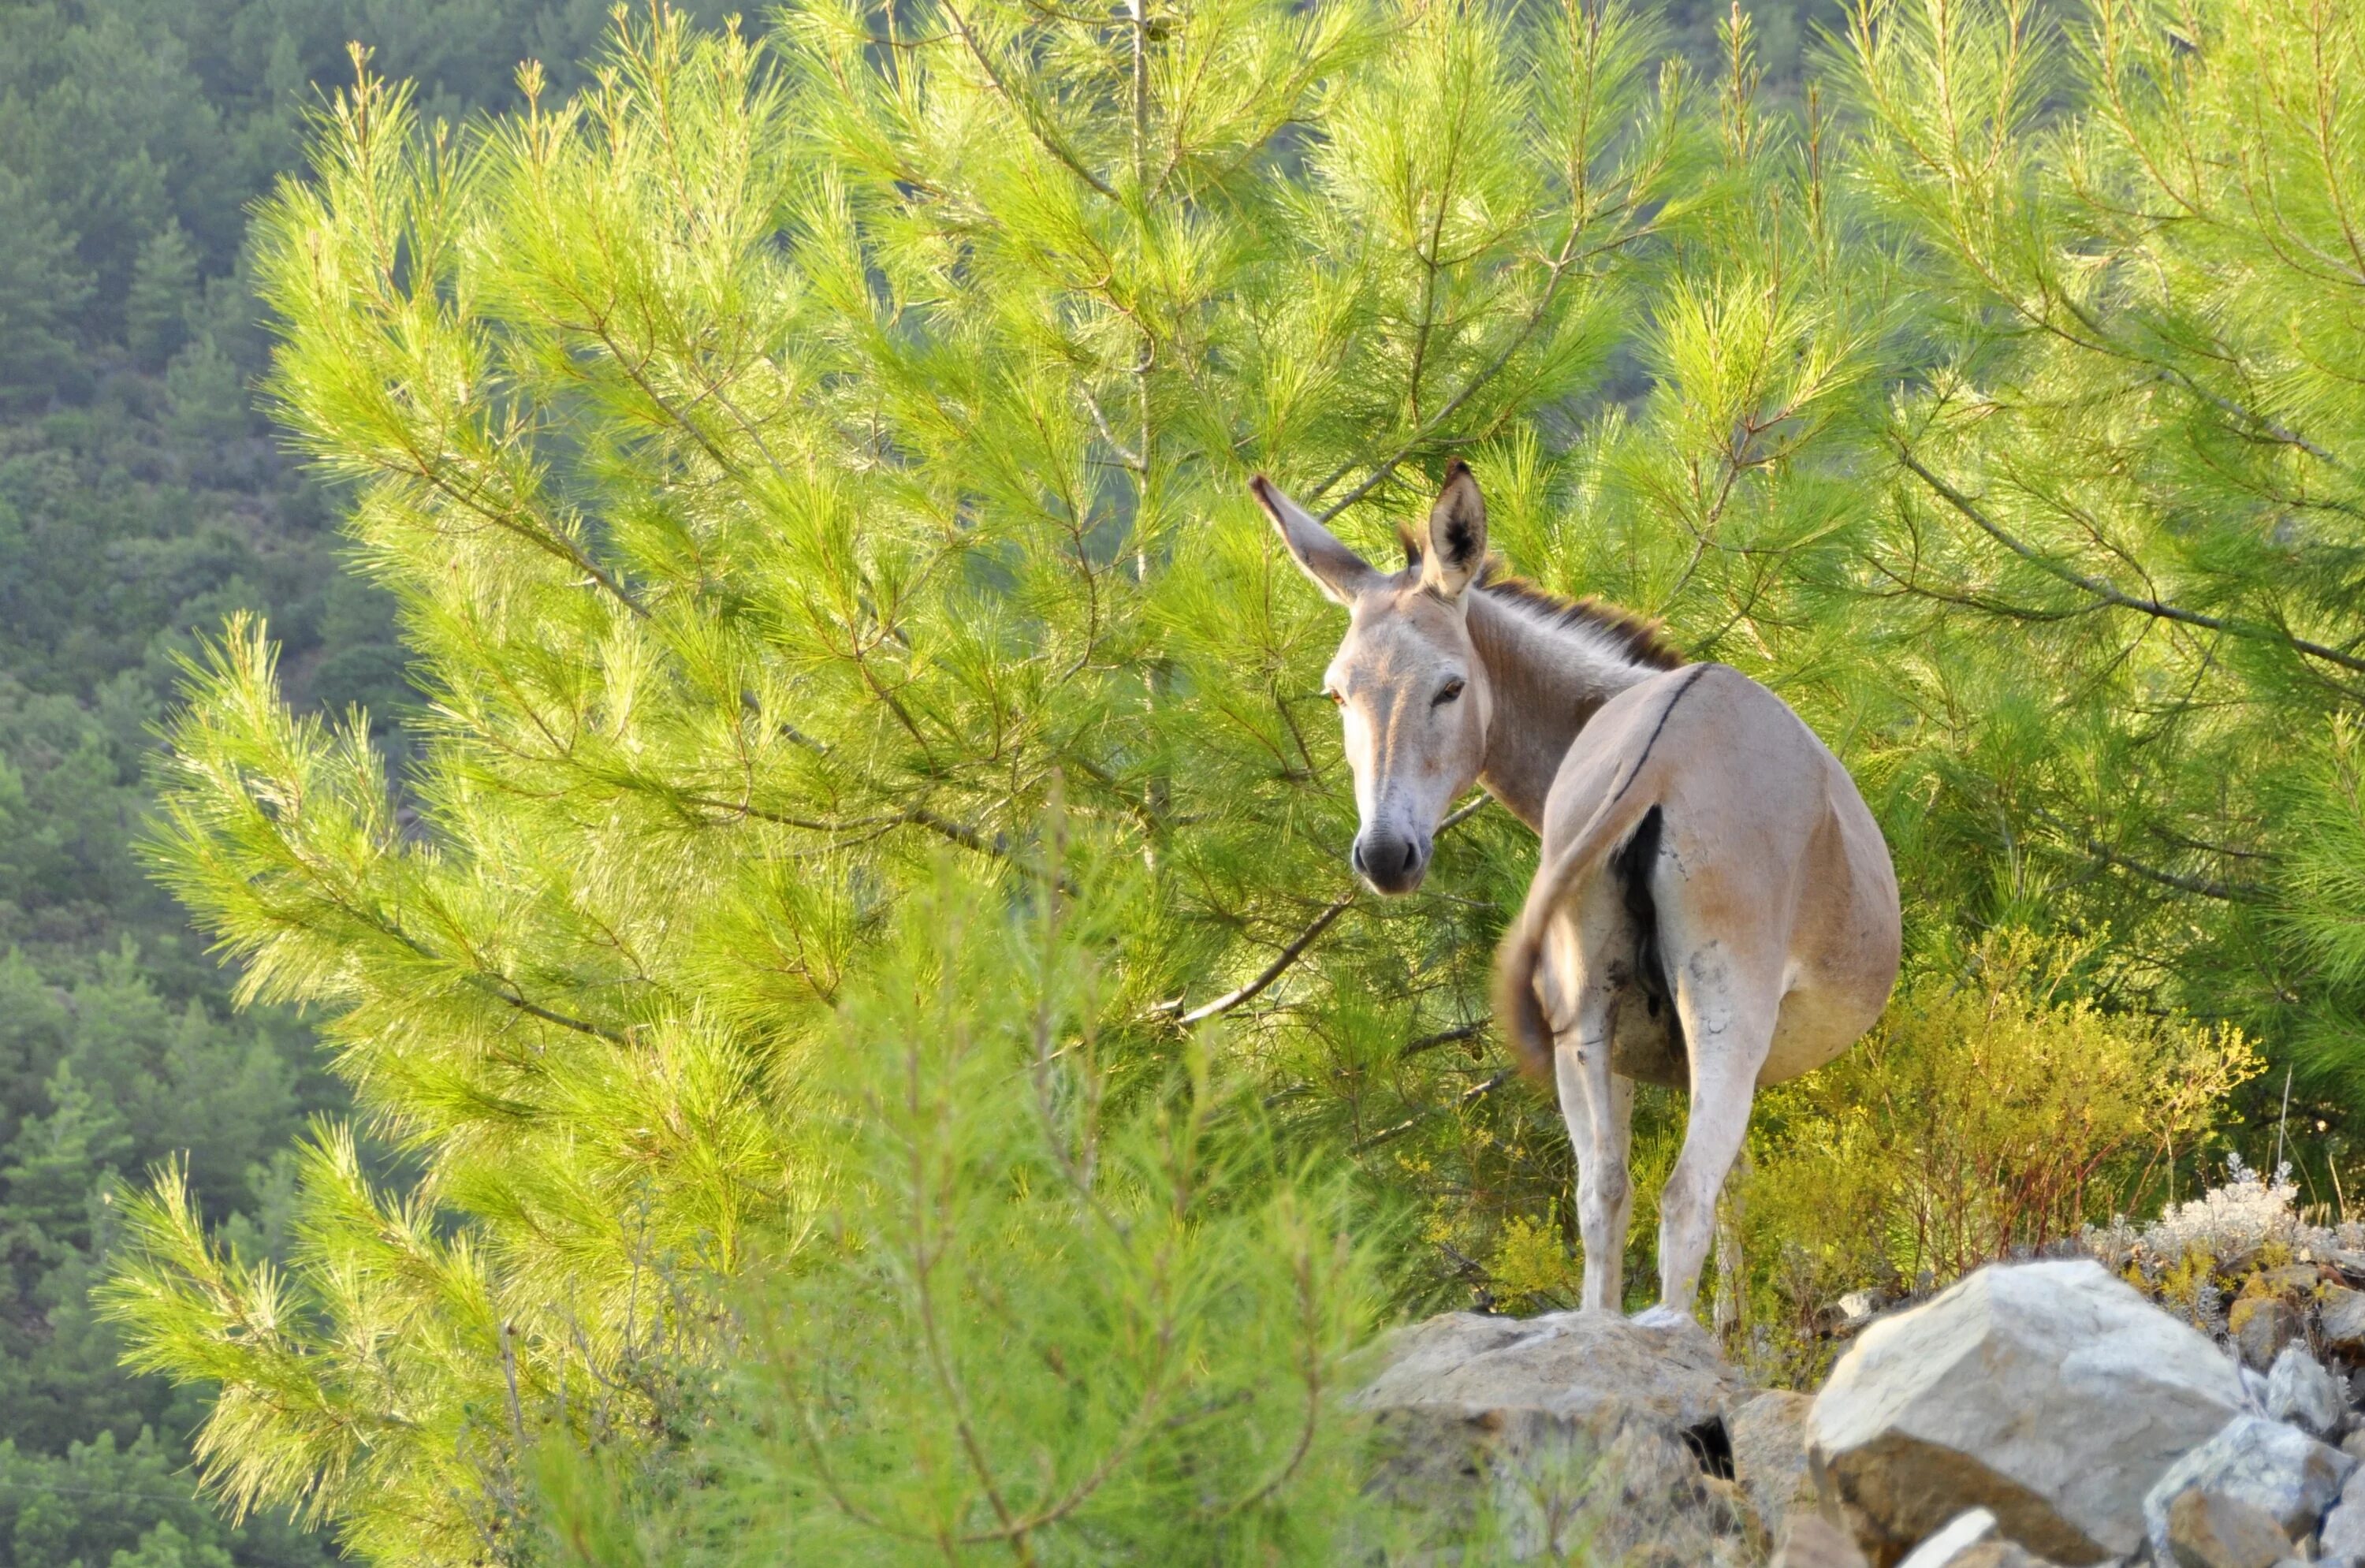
1324, 687, 1344, 706
1434, 678, 1466, 706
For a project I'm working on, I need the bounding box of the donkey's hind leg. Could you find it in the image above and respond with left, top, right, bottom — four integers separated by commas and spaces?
1653, 952, 1780, 1317
1550, 973, 1636, 1314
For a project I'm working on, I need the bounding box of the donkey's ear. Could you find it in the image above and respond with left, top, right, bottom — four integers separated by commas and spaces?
1250, 475, 1380, 606
1419, 461, 1488, 601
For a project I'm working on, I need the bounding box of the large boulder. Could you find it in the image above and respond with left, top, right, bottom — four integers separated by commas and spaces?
1358, 1309, 1755, 1563
1809, 1258, 2248, 1564
1358, 1306, 1749, 1428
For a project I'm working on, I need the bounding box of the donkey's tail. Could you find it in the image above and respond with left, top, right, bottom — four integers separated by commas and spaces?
1492, 782, 1669, 1080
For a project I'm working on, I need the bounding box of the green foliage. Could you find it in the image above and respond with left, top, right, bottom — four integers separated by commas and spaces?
0, 167, 91, 411
0, 2, 759, 1559
126, 222, 201, 374
604, 860, 1382, 1566
1834, 0, 2365, 1093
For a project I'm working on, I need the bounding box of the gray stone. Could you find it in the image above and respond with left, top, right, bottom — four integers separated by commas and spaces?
2232, 1298, 2303, 1371
2322, 1285, 2365, 1355
1358, 1309, 1754, 1563
2143, 1415, 2356, 1566
2266, 1345, 2345, 1437
1356, 1307, 1747, 1428
2321, 1461, 2365, 1558
1810, 1259, 2249, 1563
1730, 1390, 1816, 1538
2162, 1488, 2294, 1568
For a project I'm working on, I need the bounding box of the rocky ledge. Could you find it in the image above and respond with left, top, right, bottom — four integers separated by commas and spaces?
1360, 1258, 2365, 1567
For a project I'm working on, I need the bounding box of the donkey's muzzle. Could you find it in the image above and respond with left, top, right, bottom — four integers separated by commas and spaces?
1353, 830, 1430, 895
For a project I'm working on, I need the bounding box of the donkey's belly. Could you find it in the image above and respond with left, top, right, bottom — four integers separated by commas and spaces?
1599, 977, 1875, 1092
1757, 982, 1881, 1086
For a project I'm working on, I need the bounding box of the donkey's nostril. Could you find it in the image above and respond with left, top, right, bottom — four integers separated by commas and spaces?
1395, 839, 1421, 877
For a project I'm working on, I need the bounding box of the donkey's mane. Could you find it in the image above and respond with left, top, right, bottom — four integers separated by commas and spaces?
1395, 525, 1684, 669
1471, 555, 1684, 672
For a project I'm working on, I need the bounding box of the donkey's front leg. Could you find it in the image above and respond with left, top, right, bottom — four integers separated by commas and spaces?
1656, 977, 1778, 1317
1552, 991, 1635, 1313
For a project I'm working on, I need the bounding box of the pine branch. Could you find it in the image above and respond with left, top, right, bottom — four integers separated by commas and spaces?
1150, 795, 1495, 1025
2029, 808, 2270, 903
1168, 898, 1351, 1026
1897, 444, 2365, 677
1351, 1070, 1517, 1155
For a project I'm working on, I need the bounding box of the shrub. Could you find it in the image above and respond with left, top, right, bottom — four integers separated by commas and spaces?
1733, 930, 2259, 1376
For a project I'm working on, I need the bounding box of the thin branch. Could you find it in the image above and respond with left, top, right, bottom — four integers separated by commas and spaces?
1897, 445, 2365, 676
1352, 1070, 1515, 1155
1403, 1019, 1487, 1058
1152, 795, 1496, 1025
1173, 899, 1350, 1026
2029, 808, 2268, 903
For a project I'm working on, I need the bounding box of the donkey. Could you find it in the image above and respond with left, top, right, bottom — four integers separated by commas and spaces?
1250, 461, 1901, 1318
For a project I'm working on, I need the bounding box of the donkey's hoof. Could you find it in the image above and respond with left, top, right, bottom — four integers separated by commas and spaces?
1628, 1304, 1697, 1330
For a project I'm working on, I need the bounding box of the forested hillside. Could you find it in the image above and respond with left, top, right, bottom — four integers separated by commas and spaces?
9, 0, 2363, 1562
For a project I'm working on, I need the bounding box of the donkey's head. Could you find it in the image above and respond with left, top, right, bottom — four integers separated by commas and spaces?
1250, 462, 1493, 896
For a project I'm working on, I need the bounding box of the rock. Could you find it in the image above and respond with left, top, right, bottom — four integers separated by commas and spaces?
1810, 1259, 2249, 1563
2162, 1488, 2296, 1568
2320, 1462, 2365, 1558
1358, 1309, 1755, 1563
1358, 1307, 1748, 1428
2232, 1297, 2303, 1370
1894, 1513, 2067, 1568
2260, 1264, 2321, 1296
2143, 1415, 2356, 1566
1898, 1509, 2001, 1568
2345, 1427, 2365, 1463
2266, 1345, 2345, 1437
1773, 1511, 1871, 1568
2322, 1286, 2365, 1354
1731, 1390, 1816, 1537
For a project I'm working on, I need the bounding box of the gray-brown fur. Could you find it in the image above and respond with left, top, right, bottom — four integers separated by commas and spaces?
1253, 461, 1901, 1319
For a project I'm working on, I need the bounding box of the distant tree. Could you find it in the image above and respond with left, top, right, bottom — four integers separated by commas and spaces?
0, 169, 91, 408
127, 222, 201, 371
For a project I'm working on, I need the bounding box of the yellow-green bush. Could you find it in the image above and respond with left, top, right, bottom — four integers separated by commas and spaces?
1732, 931, 2259, 1379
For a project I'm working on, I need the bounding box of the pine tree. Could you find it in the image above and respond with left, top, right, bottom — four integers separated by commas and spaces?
126, 221, 199, 371
102, 2, 1708, 1555
0, 168, 91, 408
102, 0, 2365, 1558
1827, 0, 2365, 1096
